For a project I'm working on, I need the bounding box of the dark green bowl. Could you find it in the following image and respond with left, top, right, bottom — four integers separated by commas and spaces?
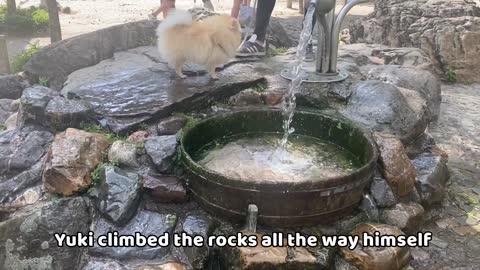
180, 109, 377, 227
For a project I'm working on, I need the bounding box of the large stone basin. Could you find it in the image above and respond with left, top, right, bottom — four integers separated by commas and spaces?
180, 109, 378, 227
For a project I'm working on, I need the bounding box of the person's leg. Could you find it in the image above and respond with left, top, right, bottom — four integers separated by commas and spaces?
231, 0, 242, 18
236, 0, 276, 56
149, 0, 163, 19
253, 0, 276, 42
161, 0, 176, 18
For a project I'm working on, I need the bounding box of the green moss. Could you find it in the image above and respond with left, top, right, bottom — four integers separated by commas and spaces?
88, 160, 119, 192
268, 47, 287, 57
253, 81, 267, 93
173, 113, 198, 131
38, 76, 49, 86
445, 67, 457, 83
0, 124, 6, 131
11, 43, 40, 73
79, 122, 126, 143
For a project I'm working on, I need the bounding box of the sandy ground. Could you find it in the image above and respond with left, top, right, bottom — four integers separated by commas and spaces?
1, 0, 373, 60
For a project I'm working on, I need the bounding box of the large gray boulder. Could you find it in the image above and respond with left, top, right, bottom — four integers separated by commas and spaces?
0, 75, 29, 99
23, 20, 159, 90
342, 81, 429, 143
0, 197, 92, 270
350, 0, 480, 82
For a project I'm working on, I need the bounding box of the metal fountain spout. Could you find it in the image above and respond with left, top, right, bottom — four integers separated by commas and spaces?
281, 0, 369, 83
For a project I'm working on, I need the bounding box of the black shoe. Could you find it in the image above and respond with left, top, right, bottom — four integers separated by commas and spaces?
236, 34, 266, 57
304, 43, 314, 62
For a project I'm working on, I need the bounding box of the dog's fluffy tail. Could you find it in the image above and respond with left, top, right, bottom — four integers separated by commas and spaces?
156, 9, 193, 62
156, 9, 193, 39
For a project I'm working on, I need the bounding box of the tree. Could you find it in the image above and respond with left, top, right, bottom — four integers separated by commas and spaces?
46, 0, 62, 42
6, 0, 16, 15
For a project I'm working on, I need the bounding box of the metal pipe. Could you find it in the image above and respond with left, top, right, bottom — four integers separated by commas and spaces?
329, 0, 368, 72
315, 0, 335, 73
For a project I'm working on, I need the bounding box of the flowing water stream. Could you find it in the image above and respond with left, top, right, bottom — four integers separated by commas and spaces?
279, 4, 316, 150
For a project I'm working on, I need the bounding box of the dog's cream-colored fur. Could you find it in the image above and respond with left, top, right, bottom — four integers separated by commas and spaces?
156, 10, 241, 79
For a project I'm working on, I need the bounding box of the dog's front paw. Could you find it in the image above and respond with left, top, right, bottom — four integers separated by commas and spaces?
177, 73, 187, 79
209, 74, 219, 80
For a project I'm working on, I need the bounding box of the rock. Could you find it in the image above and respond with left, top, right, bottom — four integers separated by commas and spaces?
370, 176, 397, 208
0, 99, 16, 124
350, 0, 480, 82
228, 89, 264, 106
404, 132, 436, 158
412, 152, 449, 206
0, 185, 42, 213
89, 211, 177, 260
0, 75, 29, 99
24, 20, 159, 90
61, 46, 264, 134
0, 126, 53, 177
342, 81, 429, 144
221, 233, 317, 270
3, 112, 17, 131
108, 141, 139, 167
381, 202, 425, 232
360, 194, 380, 222
334, 256, 360, 270
262, 90, 284, 106
45, 96, 91, 131
43, 128, 110, 195
269, 17, 294, 48
18, 85, 91, 130
178, 212, 217, 269
341, 223, 411, 270
373, 133, 416, 197
367, 66, 441, 119
0, 197, 91, 270
82, 258, 127, 270
90, 166, 141, 225
157, 116, 187, 136
17, 86, 59, 127
145, 136, 178, 173
188, 7, 217, 21
127, 130, 152, 143
143, 174, 187, 203
0, 161, 44, 206
135, 262, 187, 270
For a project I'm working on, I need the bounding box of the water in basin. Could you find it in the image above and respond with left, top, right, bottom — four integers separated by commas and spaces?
194, 133, 361, 182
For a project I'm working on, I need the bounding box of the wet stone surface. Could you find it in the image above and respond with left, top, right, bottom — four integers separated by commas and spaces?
0, 197, 91, 270
89, 211, 177, 260
61, 46, 264, 134
89, 166, 142, 225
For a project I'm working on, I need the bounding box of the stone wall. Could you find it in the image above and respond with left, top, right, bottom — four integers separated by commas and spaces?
349, 0, 480, 82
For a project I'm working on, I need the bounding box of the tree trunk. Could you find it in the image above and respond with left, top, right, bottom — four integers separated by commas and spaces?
46, 0, 62, 43
6, 0, 16, 15
0, 35, 11, 74
287, 0, 293, 8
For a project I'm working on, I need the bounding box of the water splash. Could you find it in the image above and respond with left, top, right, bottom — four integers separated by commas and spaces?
360, 194, 379, 222
279, 4, 316, 151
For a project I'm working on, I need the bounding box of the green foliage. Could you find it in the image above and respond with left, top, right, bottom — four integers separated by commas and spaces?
445, 67, 457, 83
0, 5, 49, 34
173, 113, 198, 131
11, 43, 40, 73
31, 9, 49, 32
79, 122, 126, 143
253, 81, 267, 92
0, 124, 6, 131
268, 47, 287, 57
89, 160, 119, 192
38, 76, 49, 86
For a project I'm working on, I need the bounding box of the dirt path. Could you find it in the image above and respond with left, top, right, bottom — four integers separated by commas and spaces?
2, 0, 373, 60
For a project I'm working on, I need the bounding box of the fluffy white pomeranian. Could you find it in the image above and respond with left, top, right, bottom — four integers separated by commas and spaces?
156, 10, 242, 79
